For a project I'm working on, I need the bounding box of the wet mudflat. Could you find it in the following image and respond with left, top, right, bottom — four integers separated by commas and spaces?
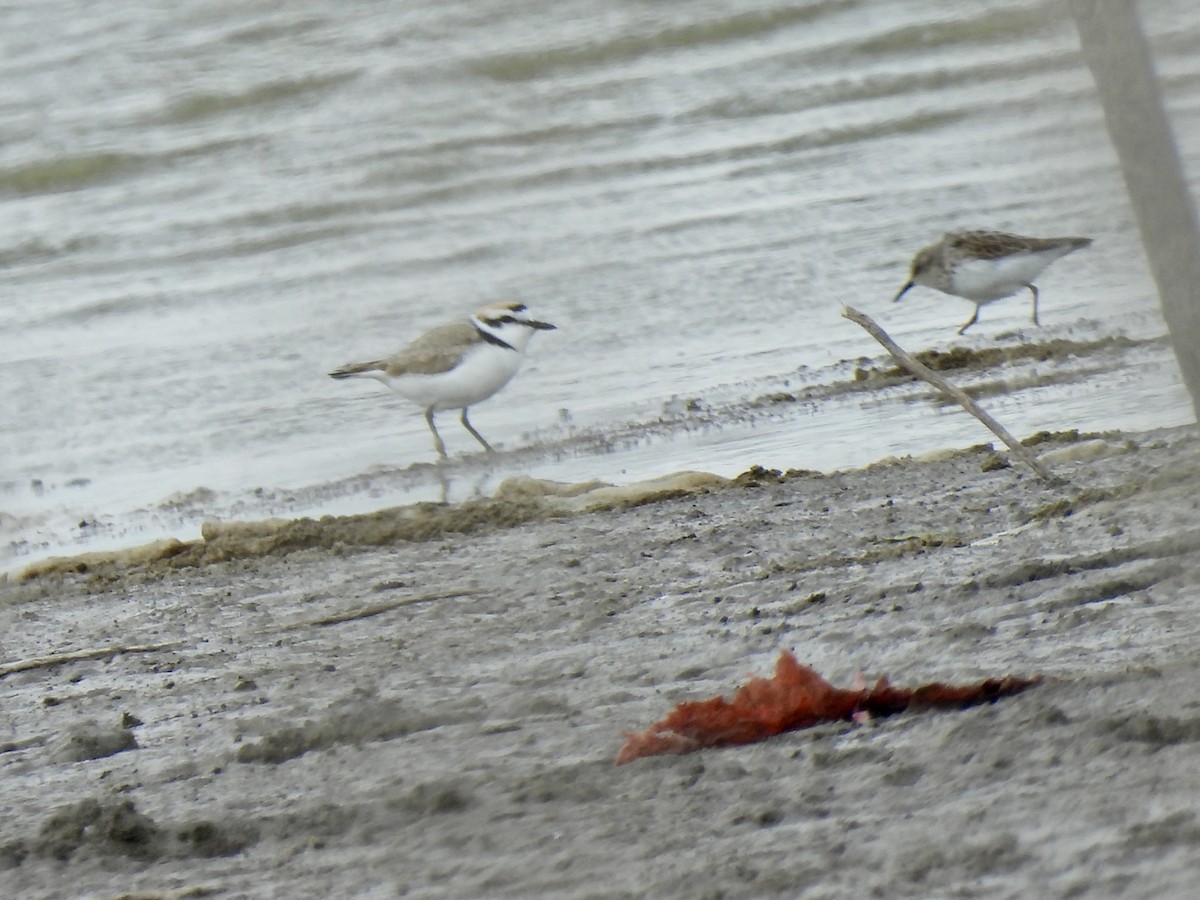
1, 425, 1199, 899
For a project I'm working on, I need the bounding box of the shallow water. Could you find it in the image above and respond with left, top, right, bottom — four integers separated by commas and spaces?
2, 0, 1197, 571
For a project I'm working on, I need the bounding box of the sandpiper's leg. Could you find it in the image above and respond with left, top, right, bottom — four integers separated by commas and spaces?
461, 408, 495, 453
1025, 283, 1040, 326
957, 305, 981, 335
425, 407, 448, 459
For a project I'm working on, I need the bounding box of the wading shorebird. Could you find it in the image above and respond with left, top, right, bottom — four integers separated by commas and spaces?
329, 302, 556, 459
894, 230, 1093, 334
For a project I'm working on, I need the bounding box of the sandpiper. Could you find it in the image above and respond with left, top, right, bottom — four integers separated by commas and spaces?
330, 302, 556, 459
894, 230, 1093, 334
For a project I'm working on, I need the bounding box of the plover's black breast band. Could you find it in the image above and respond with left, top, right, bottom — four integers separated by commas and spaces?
475, 326, 516, 351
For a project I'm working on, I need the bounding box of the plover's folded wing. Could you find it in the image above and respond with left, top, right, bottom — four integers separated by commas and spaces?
383, 320, 481, 377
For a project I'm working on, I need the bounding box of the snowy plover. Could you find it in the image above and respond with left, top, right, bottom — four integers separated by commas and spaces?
894, 230, 1093, 334
329, 302, 556, 459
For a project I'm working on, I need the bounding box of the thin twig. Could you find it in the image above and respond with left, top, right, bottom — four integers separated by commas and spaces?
287, 589, 482, 629
0, 642, 184, 679
842, 305, 1062, 485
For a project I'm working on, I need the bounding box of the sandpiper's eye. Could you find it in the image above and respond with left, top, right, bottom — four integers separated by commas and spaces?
499, 315, 516, 324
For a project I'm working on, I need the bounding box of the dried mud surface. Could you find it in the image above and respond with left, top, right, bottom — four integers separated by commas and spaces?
2, 426, 1199, 899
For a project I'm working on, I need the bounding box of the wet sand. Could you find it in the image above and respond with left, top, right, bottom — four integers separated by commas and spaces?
2, 424, 1199, 899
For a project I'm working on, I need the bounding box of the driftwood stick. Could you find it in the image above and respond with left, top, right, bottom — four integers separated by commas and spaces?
287, 589, 481, 629
842, 305, 1061, 484
0, 641, 183, 680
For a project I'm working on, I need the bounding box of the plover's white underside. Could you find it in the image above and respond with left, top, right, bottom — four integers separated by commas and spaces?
895, 230, 1093, 334
330, 302, 555, 459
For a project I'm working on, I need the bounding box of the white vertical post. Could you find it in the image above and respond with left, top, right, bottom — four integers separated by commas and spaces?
1069, 0, 1200, 421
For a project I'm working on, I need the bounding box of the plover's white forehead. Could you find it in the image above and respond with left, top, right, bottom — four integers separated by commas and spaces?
473, 301, 528, 319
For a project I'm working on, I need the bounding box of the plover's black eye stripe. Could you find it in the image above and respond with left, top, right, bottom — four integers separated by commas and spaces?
481, 314, 519, 326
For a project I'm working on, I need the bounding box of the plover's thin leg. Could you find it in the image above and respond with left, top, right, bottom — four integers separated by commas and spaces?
460, 408, 495, 453
1025, 283, 1040, 326
435, 464, 449, 504
425, 407, 448, 459
957, 305, 981, 335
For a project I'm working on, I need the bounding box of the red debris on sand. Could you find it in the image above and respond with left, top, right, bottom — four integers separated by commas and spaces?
616, 651, 1042, 764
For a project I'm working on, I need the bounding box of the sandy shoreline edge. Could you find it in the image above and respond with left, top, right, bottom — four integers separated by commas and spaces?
2, 423, 1198, 898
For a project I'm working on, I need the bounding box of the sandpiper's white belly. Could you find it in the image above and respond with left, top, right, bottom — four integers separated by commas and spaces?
383, 344, 523, 410
950, 250, 1066, 302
